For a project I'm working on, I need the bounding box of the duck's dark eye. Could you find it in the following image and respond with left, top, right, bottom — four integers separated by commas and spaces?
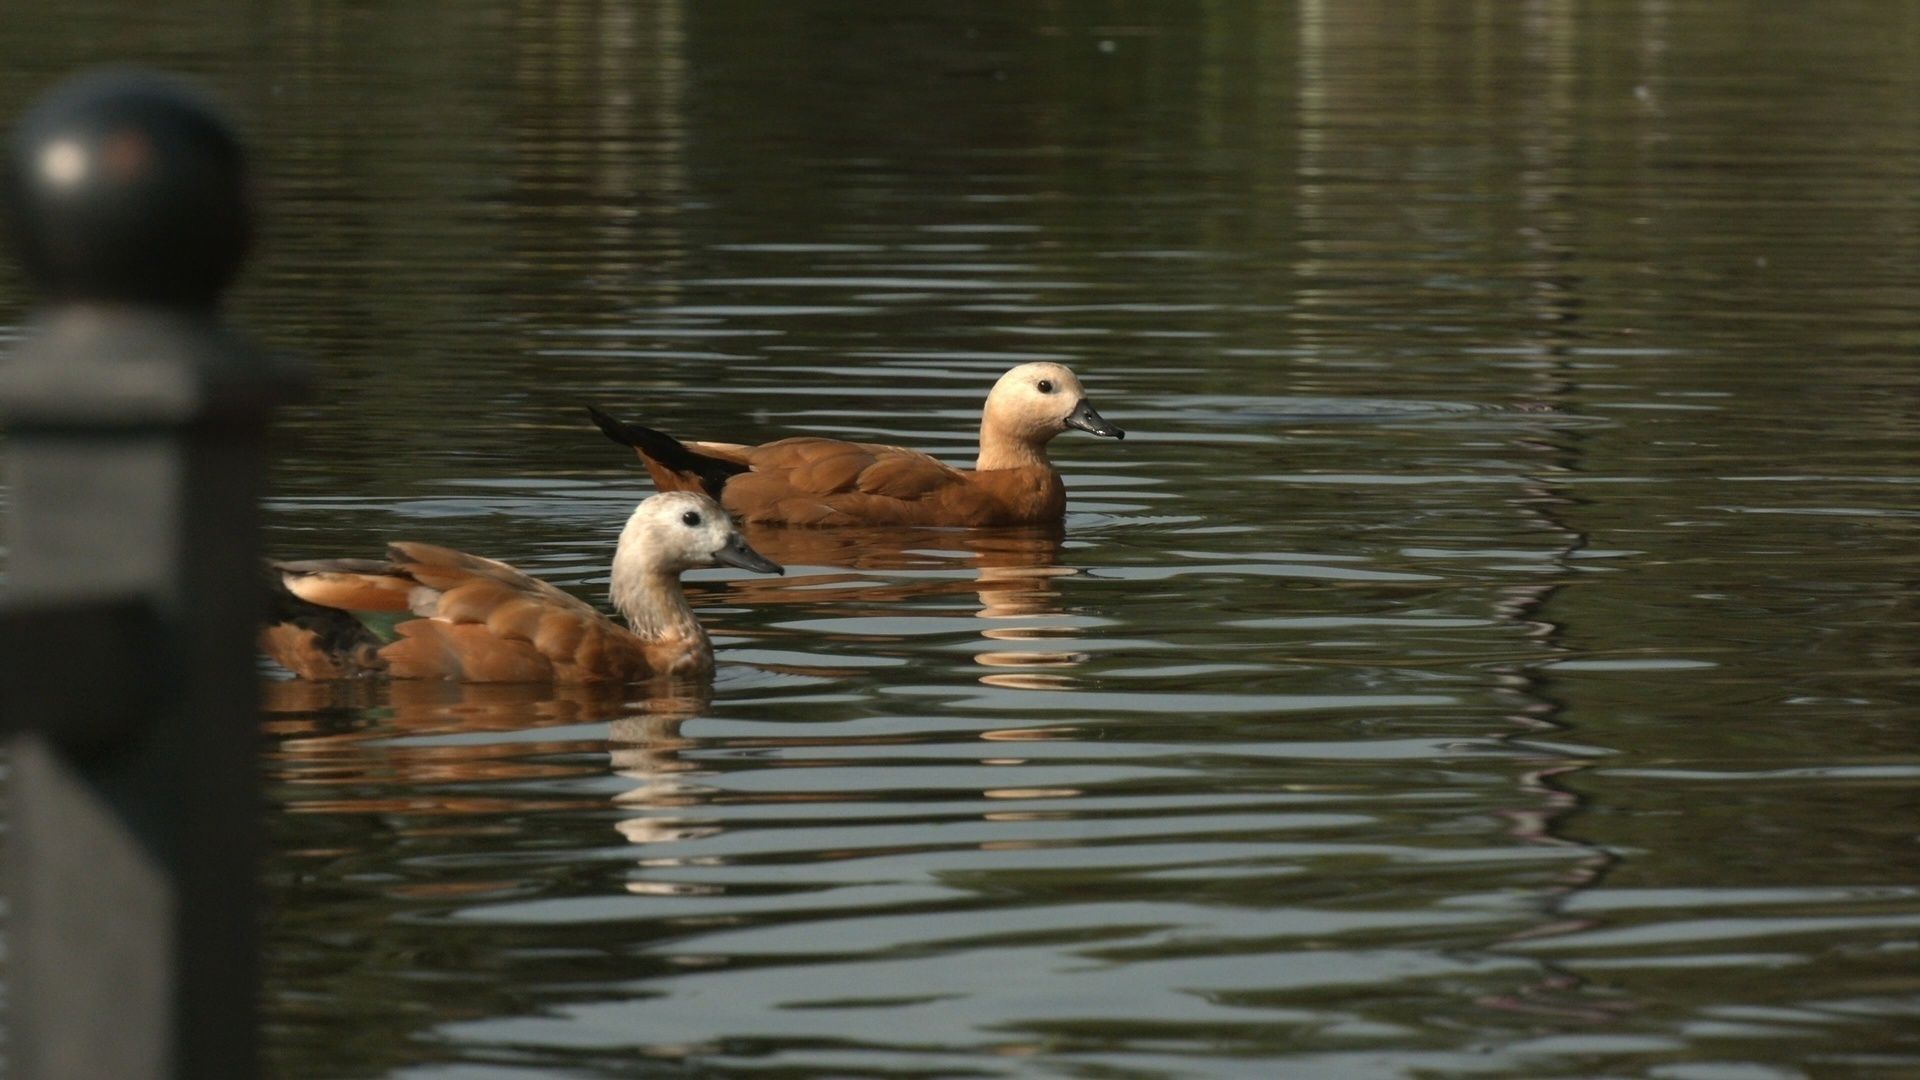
1037, 379, 1055, 394
681, 510, 702, 527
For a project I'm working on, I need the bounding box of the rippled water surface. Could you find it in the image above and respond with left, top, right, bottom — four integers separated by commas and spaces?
4, 3, 1920, 1077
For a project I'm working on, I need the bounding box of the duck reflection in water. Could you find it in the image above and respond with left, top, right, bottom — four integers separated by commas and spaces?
722, 522, 1090, 690
263, 525, 1092, 899
605, 701, 718, 853
264, 679, 717, 903
263, 678, 711, 817
265, 522, 1093, 884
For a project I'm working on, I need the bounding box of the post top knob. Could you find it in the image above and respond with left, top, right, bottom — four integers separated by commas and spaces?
4, 69, 251, 309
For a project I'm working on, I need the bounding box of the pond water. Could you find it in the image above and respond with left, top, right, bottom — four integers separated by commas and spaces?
4, 2, 1920, 1077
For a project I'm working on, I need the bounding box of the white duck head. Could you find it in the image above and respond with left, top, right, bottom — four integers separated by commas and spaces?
610, 491, 780, 634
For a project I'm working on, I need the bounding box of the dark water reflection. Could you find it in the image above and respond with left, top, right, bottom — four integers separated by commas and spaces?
5, 1, 1920, 1076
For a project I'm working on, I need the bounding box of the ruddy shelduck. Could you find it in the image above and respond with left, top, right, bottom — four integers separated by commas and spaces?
261, 492, 781, 683
589, 362, 1125, 527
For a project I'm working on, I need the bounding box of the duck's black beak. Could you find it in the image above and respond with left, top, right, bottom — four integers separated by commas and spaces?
1063, 399, 1125, 439
713, 533, 783, 575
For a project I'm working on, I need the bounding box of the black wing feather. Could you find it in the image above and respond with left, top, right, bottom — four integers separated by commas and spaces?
586, 405, 748, 499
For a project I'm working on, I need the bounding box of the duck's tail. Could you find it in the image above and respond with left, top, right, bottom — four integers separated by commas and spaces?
261, 563, 391, 679
586, 405, 748, 500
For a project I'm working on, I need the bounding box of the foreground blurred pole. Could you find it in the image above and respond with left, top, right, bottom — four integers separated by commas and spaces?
0, 71, 294, 1078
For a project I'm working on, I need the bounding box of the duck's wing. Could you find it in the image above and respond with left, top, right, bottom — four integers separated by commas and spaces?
377, 543, 651, 683
384, 542, 597, 619
721, 437, 986, 525
272, 556, 417, 613
265, 544, 651, 683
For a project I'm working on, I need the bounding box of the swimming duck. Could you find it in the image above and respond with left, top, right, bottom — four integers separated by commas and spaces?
261, 492, 781, 683
589, 361, 1124, 527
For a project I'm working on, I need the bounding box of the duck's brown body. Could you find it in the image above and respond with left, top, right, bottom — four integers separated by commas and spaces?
265, 543, 686, 684
649, 437, 1067, 527
590, 362, 1122, 528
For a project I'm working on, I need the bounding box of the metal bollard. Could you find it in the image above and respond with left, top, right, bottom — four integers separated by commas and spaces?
0, 70, 299, 1078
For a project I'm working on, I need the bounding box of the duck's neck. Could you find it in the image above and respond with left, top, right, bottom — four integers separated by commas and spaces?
976, 426, 1052, 472
610, 563, 709, 653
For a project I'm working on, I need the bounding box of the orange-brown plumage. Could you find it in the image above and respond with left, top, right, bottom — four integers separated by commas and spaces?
279, 565, 415, 612
590, 362, 1123, 528
259, 622, 377, 681
260, 492, 781, 684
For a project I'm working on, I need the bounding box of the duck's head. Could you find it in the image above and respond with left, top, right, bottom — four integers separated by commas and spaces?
618, 492, 783, 577
982, 362, 1125, 449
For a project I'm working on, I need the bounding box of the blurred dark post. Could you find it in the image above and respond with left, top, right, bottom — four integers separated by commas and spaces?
0, 71, 294, 1077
